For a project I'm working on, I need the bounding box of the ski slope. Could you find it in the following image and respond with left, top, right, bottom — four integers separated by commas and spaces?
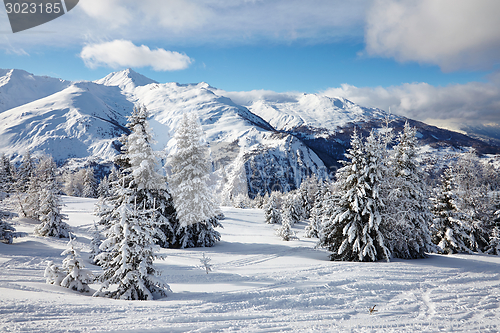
1, 197, 499, 332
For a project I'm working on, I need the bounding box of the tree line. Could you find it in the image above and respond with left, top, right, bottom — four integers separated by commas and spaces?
258, 122, 500, 260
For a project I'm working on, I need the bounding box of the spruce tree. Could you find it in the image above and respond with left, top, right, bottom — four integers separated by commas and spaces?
0, 215, 17, 244
32, 156, 71, 238
282, 192, 301, 225
34, 186, 71, 238
383, 122, 434, 259
60, 237, 94, 292
89, 221, 103, 265
168, 113, 222, 248
252, 192, 265, 209
82, 168, 98, 198
15, 151, 35, 193
485, 226, 500, 255
0, 154, 15, 194
298, 178, 313, 220
97, 175, 111, 198
264, 192, 281, 224
430, 166, 474, 254
96, 106, 176, 248
277, 208, 298, 241
95, 196, 170, 300
305, 182, 329, 238
319, 130, 390, 262
453, 150, 490, 252
94, 106, 171, 300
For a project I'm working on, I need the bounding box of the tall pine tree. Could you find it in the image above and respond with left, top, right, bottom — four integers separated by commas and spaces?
168, 113, 222, 248
96, 106, 176, 247
32, 156, 71, 238
319, 129, 390, 262
94, 106, 172, 300
383, 122, 434, 259
430, 166, 474, 254
15, 151, 35, 193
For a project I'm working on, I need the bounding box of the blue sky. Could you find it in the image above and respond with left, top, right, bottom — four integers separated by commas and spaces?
1, 0, 500, 131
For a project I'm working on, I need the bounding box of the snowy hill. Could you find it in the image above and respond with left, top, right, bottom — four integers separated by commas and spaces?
0, 81, 132, 163
0, 69, 71, 113
221, 90, 390, 134
1, 196, 499, 332
0, 68, 499, 195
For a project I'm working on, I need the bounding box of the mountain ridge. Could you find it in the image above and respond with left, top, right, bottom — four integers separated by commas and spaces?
0, 68, 498, 196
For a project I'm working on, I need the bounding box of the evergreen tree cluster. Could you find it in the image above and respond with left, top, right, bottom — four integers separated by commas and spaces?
63, 168, 98, 198
314, 122, 500, 260
45, 237, 93, 292
255, 121, 500, 260
92, 107, 222, 299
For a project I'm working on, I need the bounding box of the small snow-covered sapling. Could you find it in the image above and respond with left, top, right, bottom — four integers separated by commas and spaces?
200, 253, 212, 274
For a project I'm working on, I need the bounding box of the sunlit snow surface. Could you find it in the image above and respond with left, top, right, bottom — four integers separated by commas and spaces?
1, 197, 499, 332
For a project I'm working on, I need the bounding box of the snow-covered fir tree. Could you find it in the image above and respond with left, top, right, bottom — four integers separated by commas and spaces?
44, 261, 65, 286
108, 166, 120, 183
21, 155, 53, 219
382, 122, 434, 259
34, 186, 71, 238
89, 221, 103, 265
97, 175, 111, 198
281, 192, 302, 226
15, 150, 35, 193
453, 150, 491, 251
60, 237, 94, 292
319, 129, 390, 262
32, 156, 71, 238
0, 154, 15, 194
168, 113, 222, 248
0, 215, 17, 244
233, 192, 251, 208
96, 106, 177, 248
305, 182, 329, 238
93, 106, 173, 300
63, 170, 83, 197
264, 191, 281, 224
82, 168, 98, 198
430, 166, 474, 254
252, 192, 266, 209
485, 226, 500, 255
297, 178, 314, 220
94, 197, 170, 300
276, 207, 298, 241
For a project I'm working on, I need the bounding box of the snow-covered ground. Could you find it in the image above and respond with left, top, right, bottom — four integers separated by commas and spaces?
1, 197, 500, 332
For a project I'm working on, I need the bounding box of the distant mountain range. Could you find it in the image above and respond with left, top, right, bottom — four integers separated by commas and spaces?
1, 68, 498, 196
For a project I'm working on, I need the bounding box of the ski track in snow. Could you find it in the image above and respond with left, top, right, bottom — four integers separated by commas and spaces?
0, 198, 499, 332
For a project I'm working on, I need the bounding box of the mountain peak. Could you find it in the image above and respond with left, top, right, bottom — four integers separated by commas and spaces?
94, 68, 158, 90
0, 68, 70, 113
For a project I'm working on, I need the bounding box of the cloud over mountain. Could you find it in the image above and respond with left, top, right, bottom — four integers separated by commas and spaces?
80, 40, 192, 71
365, 0, 500, 71
323, 78, 500, 133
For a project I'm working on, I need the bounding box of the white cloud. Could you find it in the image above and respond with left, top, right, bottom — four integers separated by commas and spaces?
365, 0, 500, 71
323, 79, 500, 131
0, 1, 368, 49
80, 40, 192, 71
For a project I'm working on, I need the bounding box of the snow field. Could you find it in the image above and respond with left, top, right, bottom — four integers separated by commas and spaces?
0, 197, 500, 332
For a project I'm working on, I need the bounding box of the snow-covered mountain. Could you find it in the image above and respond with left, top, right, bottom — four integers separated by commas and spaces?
0, 69, 328, 195
0, 68, 498, 196
0, 69, 71, 113
219, 90, 390, 134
